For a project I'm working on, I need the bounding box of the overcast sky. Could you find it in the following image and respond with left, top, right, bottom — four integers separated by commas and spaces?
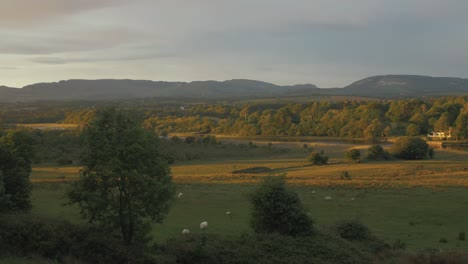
1, 0, 468, 88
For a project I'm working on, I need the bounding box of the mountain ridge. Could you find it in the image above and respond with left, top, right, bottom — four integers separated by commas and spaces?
1, 75, 467, 102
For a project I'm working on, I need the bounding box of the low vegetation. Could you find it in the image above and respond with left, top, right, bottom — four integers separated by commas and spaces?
1, 100, 468, 263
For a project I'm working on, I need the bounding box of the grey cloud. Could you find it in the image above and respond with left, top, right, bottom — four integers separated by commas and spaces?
0, 28, 143, 55
0, 0, 127, 28
0, 66, 17, 70
30, 51, 177, 65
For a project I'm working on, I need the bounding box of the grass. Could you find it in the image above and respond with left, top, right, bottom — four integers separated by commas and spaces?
29, 183, 468, 251
27, 142, 468, 251
15, 123, 78, 130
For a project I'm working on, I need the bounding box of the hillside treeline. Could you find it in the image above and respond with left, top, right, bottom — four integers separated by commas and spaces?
142, 96, 468, 139
1, 96, 467, 139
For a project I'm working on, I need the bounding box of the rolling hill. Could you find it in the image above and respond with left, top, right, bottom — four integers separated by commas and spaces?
0, 75, 467, 102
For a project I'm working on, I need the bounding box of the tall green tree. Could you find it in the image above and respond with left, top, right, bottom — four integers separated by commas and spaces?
0, 130, 33, 212
249, 176, 314, 236
68, 108, 175, 245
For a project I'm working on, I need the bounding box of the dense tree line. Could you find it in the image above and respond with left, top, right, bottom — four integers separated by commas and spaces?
144, 96, 468, 139
1, 96, 467, 139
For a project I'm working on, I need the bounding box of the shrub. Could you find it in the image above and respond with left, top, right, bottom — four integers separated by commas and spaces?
345, 149, 361, 162
56, 157, 73, 165
458, 232, 466, 241
184, 136, 196, 144
159, 232, 376, 264
392, 239, 406, 250
439, 237, 448, 243
0, 214, 155, 264
308, 152, 328, 165
340, 171, 352, 180
391, 137, 430, 160
336, 219, 371, 241
365, 145, 390, 160
249, 176, 314, 236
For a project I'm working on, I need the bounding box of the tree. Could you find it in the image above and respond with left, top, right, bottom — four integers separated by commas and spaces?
365, 145, 390, 160
390, 137, 430, 160
307, 152, 328, 165
68, 108, 175, 245
345, 149, 361, 162
405, 123, 420, 136
249, 176, 314, 236
0, 130, 33, 212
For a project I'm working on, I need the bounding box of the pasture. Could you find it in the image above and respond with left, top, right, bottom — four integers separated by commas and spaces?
28, 142, 468, 251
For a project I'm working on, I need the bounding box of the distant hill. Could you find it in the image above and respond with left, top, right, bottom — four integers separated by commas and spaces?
341, 75, 468, 96
0, 75, 467, 102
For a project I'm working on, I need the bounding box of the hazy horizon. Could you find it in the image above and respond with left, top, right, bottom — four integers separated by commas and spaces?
2, 0, 468, 88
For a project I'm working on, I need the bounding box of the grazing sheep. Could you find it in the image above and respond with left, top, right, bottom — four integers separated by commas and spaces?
325, 196, 332, 200
177, 192, 183, 198
200, 221, 208, 230
182, 229, 190, 235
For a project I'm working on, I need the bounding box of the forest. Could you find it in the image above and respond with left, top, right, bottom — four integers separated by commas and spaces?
1, 96, 467, 140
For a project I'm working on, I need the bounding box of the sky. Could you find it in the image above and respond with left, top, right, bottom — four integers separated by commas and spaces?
1, 0, 468, 88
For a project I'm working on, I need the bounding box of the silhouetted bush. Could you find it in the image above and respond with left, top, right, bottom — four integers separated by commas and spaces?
391, 137, 430, 160
365, 145, 390, 160
308, 152, 329, 165
249, 176, 314, 237
336, 219, 371, 241
345, 149, 361, 162
0, 214, 156, 264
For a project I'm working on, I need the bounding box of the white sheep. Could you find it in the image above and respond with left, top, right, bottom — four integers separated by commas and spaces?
182, 229, 190, 235
200, 221, 208, 230
177, 192, 183, 198
325, 196, 332, 200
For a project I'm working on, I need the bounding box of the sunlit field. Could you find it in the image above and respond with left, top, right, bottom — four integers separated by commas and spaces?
31, 143, 468, 188
28, 142, 468, 251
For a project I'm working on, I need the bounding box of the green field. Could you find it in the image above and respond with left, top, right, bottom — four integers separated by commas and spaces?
31, 181, 468, 251
24, 141, 468, 252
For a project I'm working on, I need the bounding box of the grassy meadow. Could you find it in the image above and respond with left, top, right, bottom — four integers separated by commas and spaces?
28, 140, 468, 251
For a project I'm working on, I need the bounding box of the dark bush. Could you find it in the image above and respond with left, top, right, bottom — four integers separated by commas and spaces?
345, 149, 361, 162
249, 176, 314, 237
184, 136, 196, 144
336, 219, 371, 241
365, 145, 390, 160
403, 251, 468, 264
341, 171, 352, 180
0, 214, 156, 264
56, 157, 73, 165
308, 152, 329, 165
158, 232, 376, 264
391, 137, 430, 160
458, 232, 466, 241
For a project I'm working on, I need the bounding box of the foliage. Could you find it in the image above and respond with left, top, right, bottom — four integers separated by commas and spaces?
345, 149, 361, 161
340, 171, 352, 180
159, 232, 378, 264
68, 108, 175, 245
0, 131, 33, 212
249, 176, 314, 236
2, 96, 467, 139
391, 137, 430, 160
458, 232, 465, 241
336, 219, 371, 241
403, 251, 468, 264
365, 145, 390, 160
308, 152, 329, 165
0, 214, 155, 264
